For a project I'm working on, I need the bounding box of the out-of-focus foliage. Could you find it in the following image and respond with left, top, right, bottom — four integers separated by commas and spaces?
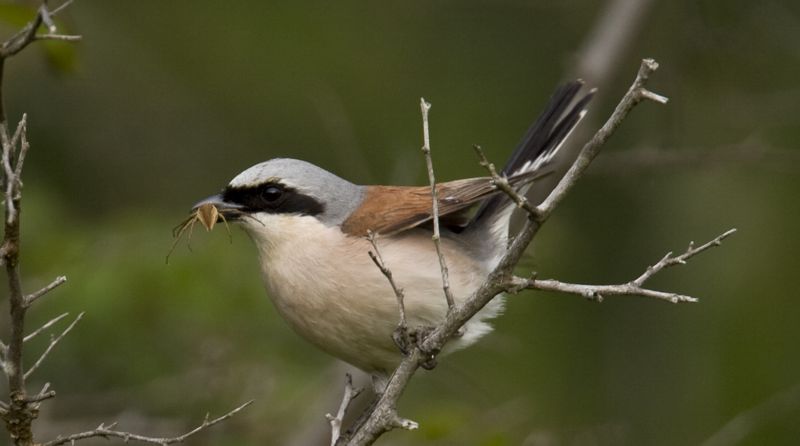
0, 0, 798, 445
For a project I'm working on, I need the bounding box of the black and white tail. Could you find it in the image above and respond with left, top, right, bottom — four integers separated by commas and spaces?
469, 80, 594, 238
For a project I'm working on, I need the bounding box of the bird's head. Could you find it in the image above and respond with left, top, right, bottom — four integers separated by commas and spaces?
192, 158, 365, 244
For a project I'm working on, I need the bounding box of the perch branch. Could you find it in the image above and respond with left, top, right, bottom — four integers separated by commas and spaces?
41, 400, 254, 446
346, 59, 677, 445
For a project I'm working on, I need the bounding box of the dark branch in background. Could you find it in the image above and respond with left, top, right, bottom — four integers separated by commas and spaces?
0, 3, 250, 445
335, 59, 736, 445
701, 382, 800, 446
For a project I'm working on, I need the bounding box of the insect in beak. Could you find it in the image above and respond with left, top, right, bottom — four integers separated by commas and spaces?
166, 197, 243, 264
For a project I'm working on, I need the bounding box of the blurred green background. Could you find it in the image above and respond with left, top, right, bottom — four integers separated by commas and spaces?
1, 0, 799, 445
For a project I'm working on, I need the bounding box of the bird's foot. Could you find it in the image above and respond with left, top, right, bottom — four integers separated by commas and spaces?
392, 325, 412, 355
410, 326, 438, 370
392, 325, 440, 369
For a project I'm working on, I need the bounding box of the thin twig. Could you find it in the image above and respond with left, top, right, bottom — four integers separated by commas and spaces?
631, 228, 737, 287
419, 98, 455, 309
515, 228, 736, 303
23, 312, 69, 343
12, 115, 29, 192
24, 275, 67, 307
49, 0, 76, 17
473, 145, 540, 217
366, 231, 406, 330
41, 400, 255, 446
24, 312, 83, 380
326, 373, 362, 446
25, 382, 55, 404
34, 34, 82, 42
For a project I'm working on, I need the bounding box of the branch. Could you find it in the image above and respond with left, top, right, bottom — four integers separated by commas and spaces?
367, 231, 408, 346
701, 382, 800, 446
34, 34, 83, 42
419, 98, 455, 309
24, 312, 84, 380
630, 228, 737, 288
514, 228, 735, 302
326, 374, 362, 446
24, 275, 67, 307
41, 400, 254, 446
536, 58, 667, 218
345, 59, 675, 445
23, 312, 69, 343
473, 145, 540, 217
25, 383, 55, 405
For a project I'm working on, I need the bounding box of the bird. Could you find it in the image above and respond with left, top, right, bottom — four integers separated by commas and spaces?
190, 81, 593, 386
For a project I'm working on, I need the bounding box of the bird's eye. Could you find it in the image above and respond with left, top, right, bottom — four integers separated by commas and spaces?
260, 185, 284, 203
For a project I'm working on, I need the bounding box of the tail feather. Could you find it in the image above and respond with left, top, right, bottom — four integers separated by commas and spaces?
469, 80, 594, 231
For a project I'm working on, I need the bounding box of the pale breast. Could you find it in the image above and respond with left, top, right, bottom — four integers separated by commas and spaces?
245, 213, 503, 374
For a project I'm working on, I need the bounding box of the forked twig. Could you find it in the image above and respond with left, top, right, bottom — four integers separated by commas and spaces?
326, 373, 363, 446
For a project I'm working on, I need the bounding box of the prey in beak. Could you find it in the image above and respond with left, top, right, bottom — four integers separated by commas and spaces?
166, 195, 243, 263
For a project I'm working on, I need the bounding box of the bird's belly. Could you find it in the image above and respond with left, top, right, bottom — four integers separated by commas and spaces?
256, 223, 502, 374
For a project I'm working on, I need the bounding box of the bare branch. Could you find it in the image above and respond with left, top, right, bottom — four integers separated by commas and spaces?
34, 34, 83, 42
23, 312, 69, 343
12, 115, 29, 191
24, 275, 67, 307
24, 312, 84, 380
516, 228, 737, 303
345, 59, 680, 445
419, 98, 455, 310
631, 228, 737, 287
25, 382, 55, 405
41, 400, 254, 446
326, 374, 362, 446
536, 58, 667, 218
49, 0, 77, 18
367, 231, 407, 334
473, 145, 540, 217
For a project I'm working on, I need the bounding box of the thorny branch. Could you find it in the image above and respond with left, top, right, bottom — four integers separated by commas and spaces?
342, 59, 735, 445
0, 3, 249, 445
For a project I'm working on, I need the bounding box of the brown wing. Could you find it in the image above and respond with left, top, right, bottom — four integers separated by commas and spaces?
340, 177, 501, 237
